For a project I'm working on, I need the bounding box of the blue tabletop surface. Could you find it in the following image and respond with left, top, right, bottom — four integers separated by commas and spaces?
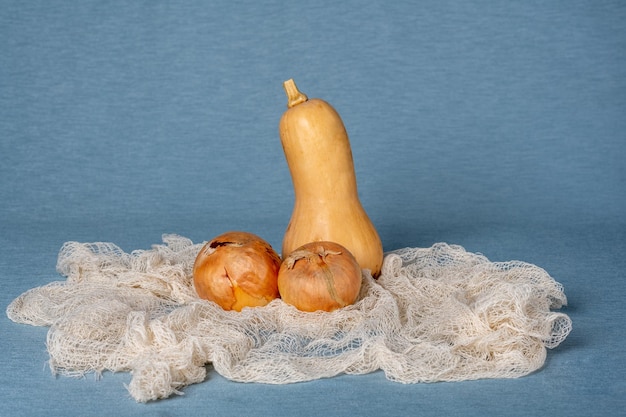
1, 1, 625, 416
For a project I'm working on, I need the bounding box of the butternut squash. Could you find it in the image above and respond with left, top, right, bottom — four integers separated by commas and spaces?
279, 79, 383, 277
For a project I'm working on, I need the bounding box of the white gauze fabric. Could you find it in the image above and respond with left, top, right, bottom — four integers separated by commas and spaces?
6, 234, 571, 402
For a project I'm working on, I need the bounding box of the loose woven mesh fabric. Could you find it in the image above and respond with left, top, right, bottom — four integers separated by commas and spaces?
6, 234, 572, 402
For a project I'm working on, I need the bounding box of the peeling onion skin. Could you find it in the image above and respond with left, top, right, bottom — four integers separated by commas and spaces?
278, 241, 362, 313
193, 231, 282, 311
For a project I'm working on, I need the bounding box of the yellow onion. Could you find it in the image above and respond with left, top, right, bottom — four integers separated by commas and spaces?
278, 241, 362, 312
193, 231, 281, 311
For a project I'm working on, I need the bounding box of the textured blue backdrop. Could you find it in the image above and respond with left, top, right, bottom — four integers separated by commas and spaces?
1, 1, 625, 416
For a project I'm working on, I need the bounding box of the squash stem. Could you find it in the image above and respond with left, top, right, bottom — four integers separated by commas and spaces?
283, 79, 308, 108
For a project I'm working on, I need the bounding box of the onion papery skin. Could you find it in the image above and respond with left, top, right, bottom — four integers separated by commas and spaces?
278, 241, 362, 313
193, 231, 281, 311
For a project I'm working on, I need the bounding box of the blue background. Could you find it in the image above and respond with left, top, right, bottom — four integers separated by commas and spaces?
1, 1, 624, 416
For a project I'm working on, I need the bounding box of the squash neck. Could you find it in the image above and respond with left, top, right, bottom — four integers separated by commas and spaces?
292, 180, 361, 205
